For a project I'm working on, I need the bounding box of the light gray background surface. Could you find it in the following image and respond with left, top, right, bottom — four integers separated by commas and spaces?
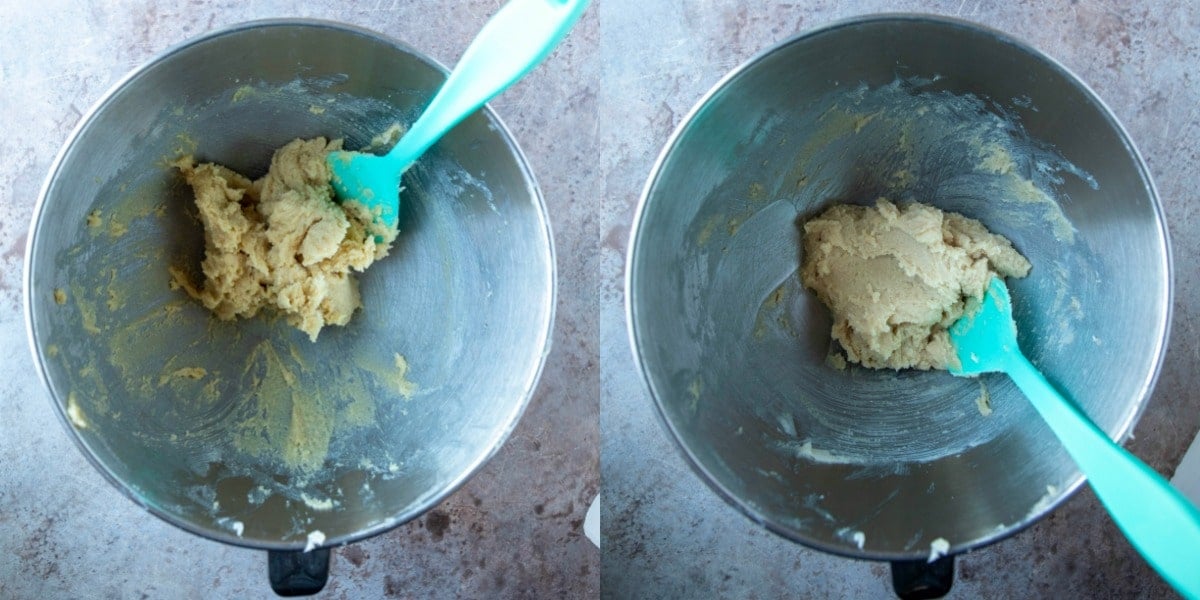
0, 1, 598, 598
2, 0, 1198, 599
600, 1, 1197, 599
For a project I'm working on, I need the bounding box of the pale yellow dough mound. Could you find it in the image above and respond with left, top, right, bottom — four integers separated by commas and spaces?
172, 138, 396, 341
801, 199, 1030, 370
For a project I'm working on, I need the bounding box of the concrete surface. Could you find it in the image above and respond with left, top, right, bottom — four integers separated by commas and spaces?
600, 1, 1198, 599
0, 1, 597, 599
4, 0, 1199, 598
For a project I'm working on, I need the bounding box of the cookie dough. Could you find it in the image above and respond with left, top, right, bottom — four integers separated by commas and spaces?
172, 138, 396, 341
801, 199, 1030, 370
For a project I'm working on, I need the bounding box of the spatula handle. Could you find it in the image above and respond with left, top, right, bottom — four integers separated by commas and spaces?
1007, 354, 1200, 599
385, 0, 589, 169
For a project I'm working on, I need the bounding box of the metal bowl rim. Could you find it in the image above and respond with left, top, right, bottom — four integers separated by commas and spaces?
23, 17, 557, 552
624, 12, 1172, 561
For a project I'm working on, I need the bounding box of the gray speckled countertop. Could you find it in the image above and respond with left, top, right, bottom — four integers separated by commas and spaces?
600, 1, 1198, 599
3, 0, 1198, 598
0, 2, 597, 598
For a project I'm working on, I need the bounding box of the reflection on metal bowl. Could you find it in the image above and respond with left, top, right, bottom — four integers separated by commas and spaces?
25, 19, 554, 594
627, 14, 1169, 596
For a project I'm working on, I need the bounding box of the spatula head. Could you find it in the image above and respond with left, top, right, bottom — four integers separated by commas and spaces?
328, 150, 402, 230
949, 277, 1020, 376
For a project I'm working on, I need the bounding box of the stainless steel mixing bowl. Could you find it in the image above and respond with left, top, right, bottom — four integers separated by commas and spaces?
627, 14, 1169, 595
24, 20, 554, 594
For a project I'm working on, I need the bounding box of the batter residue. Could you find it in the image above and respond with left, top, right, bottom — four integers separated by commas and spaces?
801, 198, 1030, 370
171, 138, 396, 341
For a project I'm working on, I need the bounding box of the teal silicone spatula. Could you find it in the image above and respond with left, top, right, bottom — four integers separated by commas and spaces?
328, 0, 588, 229
950, 277, 1200, 599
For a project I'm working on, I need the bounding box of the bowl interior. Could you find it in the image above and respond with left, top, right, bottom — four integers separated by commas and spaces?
629, 16, 1167, 559
26, 22, 554, 549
